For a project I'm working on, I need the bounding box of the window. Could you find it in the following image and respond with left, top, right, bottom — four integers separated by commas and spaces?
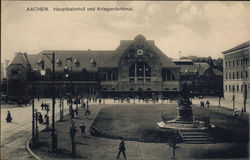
129, 62, 151, 77
129, 64, 136, 77
102, 73, 106, 81
129, 62, 151, 83
108, 72, 112, 80
225, 61, 228, 68
225, 73, 228, 79
233, 60, 235, 67
241, 71, 243, 79
241, 58, 243, 65
237, 59, 239, 66
236, 72, 239, 79
241, 85, 243, 92
137, 63, 144, 77
229, 85, 231, 92
229, 72, 231, 79
229, 61, 231, 67
237, 85, 239, 92
112, 72, 117, 80
233, 72, 235, 79
225, 85, 227, 91
246, 71, 248, 78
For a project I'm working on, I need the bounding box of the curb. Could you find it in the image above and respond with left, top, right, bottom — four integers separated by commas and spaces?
26, 136, 42, 160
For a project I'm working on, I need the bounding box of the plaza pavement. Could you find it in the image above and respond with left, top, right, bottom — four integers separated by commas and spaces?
1, 98, 70, 160
30, 99, 249, 160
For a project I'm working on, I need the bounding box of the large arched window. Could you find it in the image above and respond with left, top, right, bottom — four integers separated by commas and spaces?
129, 62, 151, 77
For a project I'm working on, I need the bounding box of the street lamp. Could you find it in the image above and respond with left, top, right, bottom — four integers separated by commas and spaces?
31, 68, 41, 146
40, 52, 57, 152
232, 86, 235, 111
65, 57, 74, 117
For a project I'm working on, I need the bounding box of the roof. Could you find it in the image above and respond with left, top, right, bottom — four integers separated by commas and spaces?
28, 50, 114, 71
174, 60, 209, 73
222, 40, 250, 54
172, 59, 193, 62
200, 67, 223, 76
103, 38, 177, 68
8, 52, 31, 69
10, 34, 178, 71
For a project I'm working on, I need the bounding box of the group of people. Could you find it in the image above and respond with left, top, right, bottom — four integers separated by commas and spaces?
200, 100, 210, 108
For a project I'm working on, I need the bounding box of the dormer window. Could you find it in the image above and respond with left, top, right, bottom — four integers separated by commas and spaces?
74, 58, 80, 67
56, 58, 62, 66
90, 58, 96, 66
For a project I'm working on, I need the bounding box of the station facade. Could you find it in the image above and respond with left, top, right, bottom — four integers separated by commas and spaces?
7, 35, 181, 99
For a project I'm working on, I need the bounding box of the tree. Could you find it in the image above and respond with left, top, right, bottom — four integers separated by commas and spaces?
167, 129, 180, 159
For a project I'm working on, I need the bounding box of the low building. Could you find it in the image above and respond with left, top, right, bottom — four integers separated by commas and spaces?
222, 40, 249, 111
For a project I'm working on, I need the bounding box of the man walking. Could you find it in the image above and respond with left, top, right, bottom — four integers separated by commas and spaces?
116, 140, 127, 160
44, 114, 49, 128
206, 100, 210, 108
79, 122, 86, 137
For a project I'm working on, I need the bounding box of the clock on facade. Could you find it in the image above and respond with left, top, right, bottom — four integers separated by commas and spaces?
137, 49, 144, 55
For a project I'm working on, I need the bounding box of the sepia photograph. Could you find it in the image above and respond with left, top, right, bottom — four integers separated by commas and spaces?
1, 1, 249, 160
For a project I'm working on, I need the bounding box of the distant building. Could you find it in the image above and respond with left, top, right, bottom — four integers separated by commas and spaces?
173, 58, 223, 96
7, 35, 181, 99
222, 40, 249, 111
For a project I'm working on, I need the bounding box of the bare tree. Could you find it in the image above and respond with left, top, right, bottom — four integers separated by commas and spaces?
167, 129, 180, 159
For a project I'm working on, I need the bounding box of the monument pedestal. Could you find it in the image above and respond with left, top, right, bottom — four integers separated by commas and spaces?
158, 97, 209, 131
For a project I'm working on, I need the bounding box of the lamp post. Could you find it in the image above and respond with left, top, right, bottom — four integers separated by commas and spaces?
59, 97, 64, 120
232, 87, 235, 111
31, 68, 41, 146
65, 57, 74, 117
32, 98, 36, 145
40, 52, 57, 152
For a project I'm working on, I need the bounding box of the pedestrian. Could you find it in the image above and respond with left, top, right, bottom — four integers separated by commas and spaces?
201, 100, 205, 107
200, 101, 203, 107
38, 113, 44, 124
83, 102, 86, 110
71, 110, 75, 119
206, 100, 210, 108
81, 98, 84, 109
6, 111, 12, 123
99, 98, 101, 104
44, 114, 49, 128
41, 102, 44, 110
116, 140, 127, 160
79, 122, 86, 137
241, 107, 244, 115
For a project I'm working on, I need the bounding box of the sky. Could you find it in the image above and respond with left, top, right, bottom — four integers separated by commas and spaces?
1, 1, 250, 63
